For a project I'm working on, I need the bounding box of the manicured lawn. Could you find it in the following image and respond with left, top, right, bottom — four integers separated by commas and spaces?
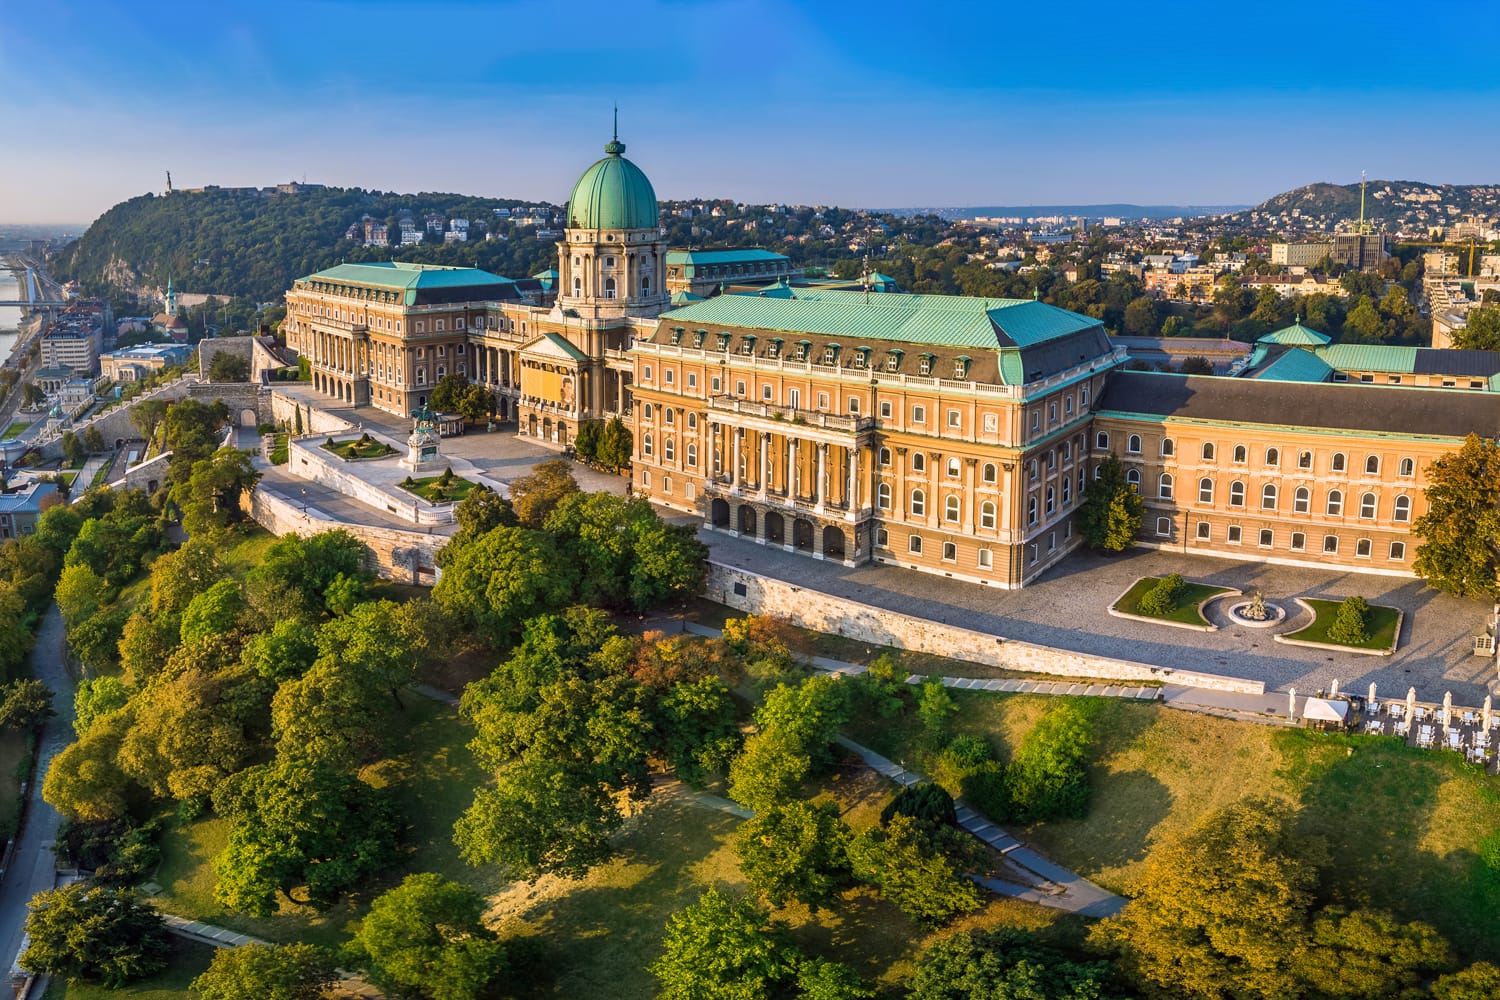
43, 938, 213, 999
321, 436, 395, 460
1112, 576, 1231, 626
399, 474, 476, 504
2, 421, 30, 437
849, 689, 1500, 963
1284, 597, 1401, 651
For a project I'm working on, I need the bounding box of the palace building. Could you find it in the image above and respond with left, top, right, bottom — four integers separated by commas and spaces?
280, 130, 1499, 588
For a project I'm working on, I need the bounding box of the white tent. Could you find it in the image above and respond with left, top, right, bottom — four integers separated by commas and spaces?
1302, 697, 1350, 723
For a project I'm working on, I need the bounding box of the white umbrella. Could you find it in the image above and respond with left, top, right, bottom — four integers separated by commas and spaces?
1368, 682, 1377, 707
1330, 678, 1340, 698
1443, 691, 1453, 727
1407, 687, 1417, 722
1288, 687, 1297, 722
1484, 695, 1493, 731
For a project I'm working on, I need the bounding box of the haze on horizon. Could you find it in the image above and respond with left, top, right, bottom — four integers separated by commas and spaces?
2, 0, 1497, 226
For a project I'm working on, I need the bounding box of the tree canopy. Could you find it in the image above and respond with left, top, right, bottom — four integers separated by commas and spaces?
191, 942, 340, 1000
1413, 434, 1500, 598
22, 883, 172, 988
353, 873, 509, 1000
1079, 454, 1144, 552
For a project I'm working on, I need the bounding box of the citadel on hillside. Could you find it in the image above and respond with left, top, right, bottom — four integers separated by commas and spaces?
280, 133, 1500, 589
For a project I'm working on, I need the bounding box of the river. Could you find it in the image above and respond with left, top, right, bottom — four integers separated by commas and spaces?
0, 267, 22, 364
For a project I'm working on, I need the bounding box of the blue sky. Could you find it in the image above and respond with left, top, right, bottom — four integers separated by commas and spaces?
2, 0, 1498, 224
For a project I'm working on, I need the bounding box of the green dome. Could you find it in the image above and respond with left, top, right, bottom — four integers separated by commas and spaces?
566, 136, 658, 231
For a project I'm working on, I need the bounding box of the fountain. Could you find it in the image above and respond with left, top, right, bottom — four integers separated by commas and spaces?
1228, 588, 1287, 628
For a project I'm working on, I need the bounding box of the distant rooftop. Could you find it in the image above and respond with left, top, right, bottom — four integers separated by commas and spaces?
298, 261, 518, 306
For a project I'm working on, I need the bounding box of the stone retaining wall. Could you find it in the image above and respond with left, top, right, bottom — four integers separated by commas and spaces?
268, 389, 352, 435
246, 486, 443, 585
705, 562, 1264, 695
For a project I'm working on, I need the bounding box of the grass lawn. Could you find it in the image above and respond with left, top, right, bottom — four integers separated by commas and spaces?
2, 421, 30, 437
43, 938, 214, 999
1112, 576, 1231, 626
1284, 598, 1401, 651
151, 694, 487, 951
849, 689, 1500, 963
321, 436, 396, 460
398, 474, 476, 504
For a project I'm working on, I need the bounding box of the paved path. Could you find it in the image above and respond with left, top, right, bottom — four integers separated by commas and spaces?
0, 607, 74, 981
833, 737, 1124, 917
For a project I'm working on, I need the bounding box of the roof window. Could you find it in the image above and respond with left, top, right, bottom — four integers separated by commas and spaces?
885, 350, 904, 372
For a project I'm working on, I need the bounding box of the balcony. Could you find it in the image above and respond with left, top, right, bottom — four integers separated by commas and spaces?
707, 395, 875, 434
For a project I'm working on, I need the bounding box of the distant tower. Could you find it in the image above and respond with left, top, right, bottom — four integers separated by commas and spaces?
1357, 170, 1368, 235
165, 170, 173, 195
165, 277, 178, 316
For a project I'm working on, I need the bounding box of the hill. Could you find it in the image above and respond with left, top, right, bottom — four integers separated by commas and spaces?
48, 187, 562, 304
1242, 179, 1500, 230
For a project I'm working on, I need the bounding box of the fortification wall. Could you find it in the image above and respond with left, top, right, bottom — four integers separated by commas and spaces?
267, 390, 352, 435
246, 487, 442, 585
704, 562, 1263, 695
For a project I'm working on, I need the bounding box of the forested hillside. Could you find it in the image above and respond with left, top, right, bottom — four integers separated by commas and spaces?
49, 188, 561, 304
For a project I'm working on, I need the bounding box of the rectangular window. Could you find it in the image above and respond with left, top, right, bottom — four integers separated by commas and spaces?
912, 405, 926, 424
711, 377, 721, 393
942, 542, 957, 562
664, 369, 675, 385
977, 549, 992, 569
642, 364, 652, 382
880, 401, 893, 419
947, 409, 961, 428
1227, 525, 1242, 544
687, 372, 697, 389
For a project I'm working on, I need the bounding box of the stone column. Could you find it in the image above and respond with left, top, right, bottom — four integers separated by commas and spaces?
761, 433, 772, 499
962, 458, 977, 533
731, 429, 742, 492
847, 445, 859, 513
816, 442, 828, 512
895, 447, 908, 520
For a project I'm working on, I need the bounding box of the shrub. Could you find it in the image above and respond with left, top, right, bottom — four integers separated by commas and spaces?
1138, 573, 1186, 616
1328, 595, 1371, 644
1003, 701, 1094, 823
880, 782, 957, 829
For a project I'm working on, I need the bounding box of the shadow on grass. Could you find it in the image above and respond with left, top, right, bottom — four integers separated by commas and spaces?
1286, 730, 1500, 961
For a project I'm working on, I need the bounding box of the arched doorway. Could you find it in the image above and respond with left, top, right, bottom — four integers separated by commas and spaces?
710, 498, 730, 529
793, 518, 814, 552
239, 408, 257, 427
542, 417, 553, 441
738, 505, 756, 536
557, 422, 568, 446
822, 526, 846, 561
765, 511, 785, 546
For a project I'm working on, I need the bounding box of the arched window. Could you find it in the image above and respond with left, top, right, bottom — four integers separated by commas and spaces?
1359, 492, 1377, 519
944, 495, 961, 521
1045, 486, 1056, 514
1331, 453, 1346, 473
1326, 489, 1343, 516
604, 277, 616, 298
1202, 442, 1216, 461
879, 447, 891, 466
1365, 455, 1380, 475
1323, 534, 1339, 553
1294, 486, 1310, 513
1233, 444, 1247, 464
1126, 468, 1141, 492
1399, 457, 1415, 477
910, 489, 926, 517
912, 452, 926, 473
1265, 447, 1279, 467
1095, 431, 1110, 450
982, 463, 997, 484
686, 443, 697, 467
1062, 478, 1071, 505
664, 408, 675, 425
980, 501, 996, 529
572, 276, 582, 296
1199, 477, 1214, 503
1027, 497, 1038, 525
1159, 473, 1174, 499
1196, 521, 1210, 540
1393, 495, 1411, 522
642, 432, 654, 457
1290, 531, 1305, 551
877, 483, 892, 509
641, 275, 651, 294
663, 438, 675, 461
1356, 538, 1372, 558
1298, 450, 1313, 469
1261, 484, 1278, 510
1127, 434, 1142, 454
1390, 541, 1406, 560
1229, 480, 1245, 507
1161, 438, 1175, 457
946, 457, 961, 477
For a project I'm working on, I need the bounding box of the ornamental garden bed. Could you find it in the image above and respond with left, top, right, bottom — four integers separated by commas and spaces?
1110, 575, 1234, 631
320, 433, 396, 461
1275, 597, 1402, 655
398, 471, 476, 504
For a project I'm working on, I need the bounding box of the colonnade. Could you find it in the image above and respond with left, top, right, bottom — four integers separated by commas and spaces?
711, 425, 864, 513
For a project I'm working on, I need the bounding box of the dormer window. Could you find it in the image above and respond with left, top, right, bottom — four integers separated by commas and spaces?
885, 350, 904, 372
795, 340, 811, 361
767, 339, 783, 359
917, 354, 935, 376
716, 333, 731, 352
739, 335, 757, 356
854, 347, 871, 369
822, 344, 840, 365
953, 356, 971, 379
692, 329, 707, 348
669, 326, 684, 346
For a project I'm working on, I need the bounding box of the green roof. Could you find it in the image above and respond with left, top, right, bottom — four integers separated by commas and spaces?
1317, 344, 1419, 373
1251, 348, 1333, 383
666, 248, 788, 266
1259, 321, 1332, 347
567, 135, 658, 230
303, 262, 514, 305
660, 288, 1100, 350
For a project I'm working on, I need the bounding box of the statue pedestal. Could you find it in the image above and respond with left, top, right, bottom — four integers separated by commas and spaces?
402, 405, 443, 472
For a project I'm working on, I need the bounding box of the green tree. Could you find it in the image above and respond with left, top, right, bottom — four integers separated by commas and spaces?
180, 579, 247, 646
508, 458, 580, 527
1004, 701, 1093, 822
846, 814, 984, 927
1412, 434, 1500, 598
240, 618, 318, 685
1328, 595, 1371, 644
1453, 305, 1500, 351
73, 675, 128, 735
735, 800, 851, 911
245, 529, 369, 621
656, 674, 740, 789
211, 757, 400, 915
191, 942, 340, 1000
0, 678, 53, 733
1344, 294, 1386, 342
908, 927, 1121, 1000
83, 425, 105, 454
1291, 907, 1450, 999
1089, 797, 1316, 999
352, 873, 509, 1000
208, 350, 250, 382
176, 446, 261, 536
148, 536, 227, 615
43, 707, 139, 822
432, 526, 576, 645
130, 398, 168, 442
1122, 296, 1160, 336
1179, 355, 1214, 375
573, 418, 603, 463
117, 663, 254, 801
917, 676, 958, 742
1080, 454, 1143, 552
1431, 962, 1500, 999
598, 416, 632, 471
651, 888, 798, 1000
22, 883, 172, 988
62, 430, 87, 466
436, 483, 518, 567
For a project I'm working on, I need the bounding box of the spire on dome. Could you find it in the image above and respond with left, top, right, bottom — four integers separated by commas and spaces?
604, 106, 625, 156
